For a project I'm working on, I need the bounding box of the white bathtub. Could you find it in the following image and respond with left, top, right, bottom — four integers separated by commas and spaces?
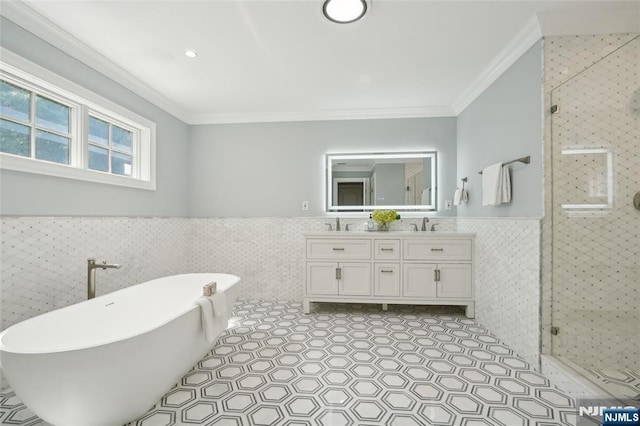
0, 273, 241, 426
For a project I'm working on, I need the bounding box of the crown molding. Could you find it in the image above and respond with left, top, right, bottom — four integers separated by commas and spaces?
1, 1, 193, 124
452, 15, 542, 115
190, 105, 456, 125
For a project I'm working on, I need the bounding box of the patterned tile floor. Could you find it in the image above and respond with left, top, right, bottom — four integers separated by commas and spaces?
582, 368, 640, 401
0, 301, 578, 425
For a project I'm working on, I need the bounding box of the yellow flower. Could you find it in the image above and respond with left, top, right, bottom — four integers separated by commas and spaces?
371, 209, 400, 223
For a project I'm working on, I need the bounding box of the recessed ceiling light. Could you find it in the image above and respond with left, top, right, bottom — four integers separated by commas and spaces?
184, 50, 198, 58
323, 0, 367, 24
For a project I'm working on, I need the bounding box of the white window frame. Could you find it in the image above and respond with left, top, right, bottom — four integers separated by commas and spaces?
0, 48, 156, 191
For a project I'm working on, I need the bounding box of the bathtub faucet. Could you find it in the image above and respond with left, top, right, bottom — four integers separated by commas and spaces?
87, 258, 122, 299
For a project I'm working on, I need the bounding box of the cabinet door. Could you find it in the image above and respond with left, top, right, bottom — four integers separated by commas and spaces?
307, 262, 339, 295
374, 263, 400, 297
339, 262, 371, 296
403, 263, 437, 298
437, 264, 472, 299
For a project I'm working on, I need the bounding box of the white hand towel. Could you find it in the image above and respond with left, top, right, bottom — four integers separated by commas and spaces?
501, 165, 511, 203
210, 292, 228, 319
453, 188, 463, 206
482, 162, 503, 206
195, 296, 217, 344
195, 292, 229, 344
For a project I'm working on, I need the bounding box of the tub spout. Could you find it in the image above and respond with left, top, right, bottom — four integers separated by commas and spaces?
87, 258, 122, 299
101, 263, 122, 269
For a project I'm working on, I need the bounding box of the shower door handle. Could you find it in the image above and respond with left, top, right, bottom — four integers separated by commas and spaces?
634, 191, 640, 211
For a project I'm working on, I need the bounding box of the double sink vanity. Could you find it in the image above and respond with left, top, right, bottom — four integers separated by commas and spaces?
304, 230, 475, 318
309, 150, 475, 318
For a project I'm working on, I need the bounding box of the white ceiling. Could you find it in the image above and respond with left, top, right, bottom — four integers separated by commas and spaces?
4, 1, 639, 124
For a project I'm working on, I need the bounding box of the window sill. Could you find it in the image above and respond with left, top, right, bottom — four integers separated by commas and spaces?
0, 153, 156, 191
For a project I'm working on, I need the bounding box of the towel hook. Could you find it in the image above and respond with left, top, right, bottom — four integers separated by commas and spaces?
461, 177, 467, 191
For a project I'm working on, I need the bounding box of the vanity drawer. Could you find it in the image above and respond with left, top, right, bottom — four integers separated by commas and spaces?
307, 239, 371, 260
403, 239, 472, 261
374, 239, 400, 260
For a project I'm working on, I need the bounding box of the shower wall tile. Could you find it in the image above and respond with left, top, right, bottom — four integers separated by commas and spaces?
456, 217, 541, 367
541, 33, 640, 356
544, 34, 639, 92
541, 33, 640, 371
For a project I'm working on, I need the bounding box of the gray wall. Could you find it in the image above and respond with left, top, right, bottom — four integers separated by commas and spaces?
188, 118, 457, 217
1, 17, 544, 219
0, 17, 190, 217
456, 40, 543, 218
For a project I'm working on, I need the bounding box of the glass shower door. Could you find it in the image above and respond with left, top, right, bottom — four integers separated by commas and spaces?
550, 36, 639, 399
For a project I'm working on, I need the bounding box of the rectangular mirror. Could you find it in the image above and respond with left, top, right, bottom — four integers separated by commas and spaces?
326, 151, 437, 212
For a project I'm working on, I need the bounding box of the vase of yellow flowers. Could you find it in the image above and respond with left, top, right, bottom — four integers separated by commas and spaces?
371, 209, 401, 231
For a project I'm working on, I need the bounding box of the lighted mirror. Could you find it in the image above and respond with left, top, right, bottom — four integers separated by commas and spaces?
326, 152, 437, 212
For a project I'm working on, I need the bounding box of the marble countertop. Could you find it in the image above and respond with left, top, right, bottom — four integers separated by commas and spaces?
304, 231, 476, 238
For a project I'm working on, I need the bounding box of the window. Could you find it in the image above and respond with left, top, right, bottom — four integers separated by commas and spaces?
1, 79, 74, 165
0, 49, 156, 190
88, 115, 134, 176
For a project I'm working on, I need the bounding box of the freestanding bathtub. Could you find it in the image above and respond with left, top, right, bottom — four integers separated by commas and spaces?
0, 273, 241, 426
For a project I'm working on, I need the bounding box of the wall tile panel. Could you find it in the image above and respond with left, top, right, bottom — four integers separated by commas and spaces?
457, 218, 541, 367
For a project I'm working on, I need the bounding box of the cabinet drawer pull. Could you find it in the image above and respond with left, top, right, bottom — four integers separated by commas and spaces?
430, 248, 444, 252
332, 248, 345, 251
381, 269, 394, 273
381, 248, 394, 251
336, 267, 342, 280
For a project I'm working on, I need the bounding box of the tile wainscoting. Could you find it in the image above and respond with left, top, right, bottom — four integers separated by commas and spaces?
0, 217, 191, 330
0, 216, 457, 331
457, 218, 542, 368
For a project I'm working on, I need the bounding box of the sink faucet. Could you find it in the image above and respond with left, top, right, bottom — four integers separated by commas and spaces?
430, 223, 439, 232
410, 223, 418, 232
87, 258, 122, 299
421, 217, 430, 231
336, 217, 341, 231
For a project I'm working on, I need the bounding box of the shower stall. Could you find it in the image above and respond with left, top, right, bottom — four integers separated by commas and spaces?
548, 35, 639, 400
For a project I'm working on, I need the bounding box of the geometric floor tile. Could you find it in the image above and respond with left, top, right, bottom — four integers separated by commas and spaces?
0, 300, 578, 425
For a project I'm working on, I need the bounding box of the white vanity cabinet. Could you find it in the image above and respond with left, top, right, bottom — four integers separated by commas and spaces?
305, 239, 372, 297
304, 232, 475, 318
